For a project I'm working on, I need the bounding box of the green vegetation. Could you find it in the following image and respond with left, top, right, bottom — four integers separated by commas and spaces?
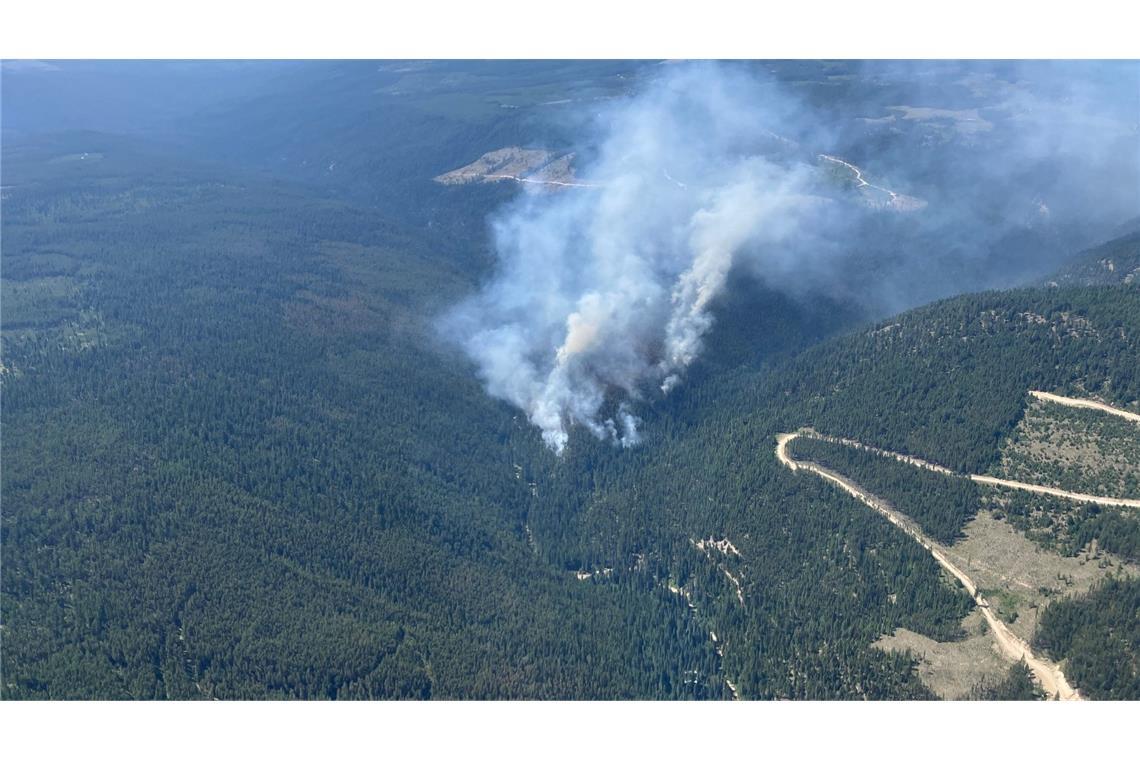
786, 435, 982, 543
1035, 575, 1140, 700
986, 489, 1140, 564
1, 134, 965, 700
0, 141, 730, 699
979, 588, 1020, 625
766, 288, 1140, 474
4, 121, 1140, 699
994, 400, 1140, 498
967, 660, 1044, 700
1047, 230, 1140, 287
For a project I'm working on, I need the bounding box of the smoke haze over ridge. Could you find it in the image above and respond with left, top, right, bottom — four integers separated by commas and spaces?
443, 61, 1140, 454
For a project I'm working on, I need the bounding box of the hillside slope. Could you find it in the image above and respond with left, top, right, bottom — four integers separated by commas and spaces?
1047, 231, 1140, 287
0, 134, 726, 699
535, 270, 1140, 698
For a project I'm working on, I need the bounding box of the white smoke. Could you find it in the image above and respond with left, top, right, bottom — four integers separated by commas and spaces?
443, 63, 823, 453
439, 62, 1140, 454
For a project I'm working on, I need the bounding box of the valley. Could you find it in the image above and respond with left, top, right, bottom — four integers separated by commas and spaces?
3, 59, 1139, 702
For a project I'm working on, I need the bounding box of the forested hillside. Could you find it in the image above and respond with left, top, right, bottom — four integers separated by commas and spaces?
4, 60, 1139, 701
1036, 576, 1140, 700
785, 436, 982, 543
1, 137, 733, 699
6, 129, 1140, 697
1047, 230, 1140, 287
0, 131, 979, 700
767, 288, 1140, 473
532, 271, 1140, 699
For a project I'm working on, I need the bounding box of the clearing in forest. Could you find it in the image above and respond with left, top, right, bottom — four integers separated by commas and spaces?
777, 390, 1140, 699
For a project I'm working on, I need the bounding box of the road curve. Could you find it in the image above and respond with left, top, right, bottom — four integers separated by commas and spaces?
1030, 390, 1140, 425
484, 173, 600, 189
793, 427, 1140, 509
776, 430, 1083, 701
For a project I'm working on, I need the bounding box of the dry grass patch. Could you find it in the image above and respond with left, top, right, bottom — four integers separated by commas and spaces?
940, 511, 1131, 642
994, 398, 1140, 498
874, 609, 1007, 699
876, 510, 1134, 697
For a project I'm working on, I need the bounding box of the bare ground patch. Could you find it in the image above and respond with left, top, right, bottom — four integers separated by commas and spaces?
876, 510, 1134, 697
433, 147, 587, 188
874, 609, 1007, 699
940, 511, 1132, 644
779, 402, 1137, 699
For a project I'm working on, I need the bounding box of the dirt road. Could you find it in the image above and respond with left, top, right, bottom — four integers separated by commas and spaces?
818, 154, 927, 212
773, 390, 1140, 697
819, 154, 877, 188
792, 427, 1140, 509
969, 473, 1140, 508
776, 430, 1083, 700
1030, 390, 1140, 424
799, 430, 957, 475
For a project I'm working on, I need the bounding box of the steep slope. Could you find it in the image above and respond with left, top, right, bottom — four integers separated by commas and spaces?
533, 268, 1140, 699
1046, 231, 1140, 287
776, 429, 1082, 700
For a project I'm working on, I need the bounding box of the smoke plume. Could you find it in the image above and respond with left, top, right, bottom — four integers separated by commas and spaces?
443, 61, 1139, 453
443, 64, 828, 452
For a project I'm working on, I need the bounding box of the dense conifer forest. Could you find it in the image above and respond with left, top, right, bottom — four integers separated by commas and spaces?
1035, 576, 1140, 700
785, 436, 982, 543
3, 60, 1138, 700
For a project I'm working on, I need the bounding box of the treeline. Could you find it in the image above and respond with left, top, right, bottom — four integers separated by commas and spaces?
966, 660, 1043, 701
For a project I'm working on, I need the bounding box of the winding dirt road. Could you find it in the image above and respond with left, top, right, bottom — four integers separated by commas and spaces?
793, 422, 1140, 509
969, 474, 1140, 508
776, 431, 1082, 700
1030, 390, 1140, 425
818, 154, 927, 212
819, 154, 880, 192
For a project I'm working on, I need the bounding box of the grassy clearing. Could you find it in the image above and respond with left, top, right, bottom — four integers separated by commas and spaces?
940, 511, 1131, 643
874, 609, 1008, 699
876, 509, 1134, 697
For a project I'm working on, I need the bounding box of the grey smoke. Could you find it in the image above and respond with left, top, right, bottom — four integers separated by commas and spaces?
444, 61, 1139, 454
444, 64, 828, 452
